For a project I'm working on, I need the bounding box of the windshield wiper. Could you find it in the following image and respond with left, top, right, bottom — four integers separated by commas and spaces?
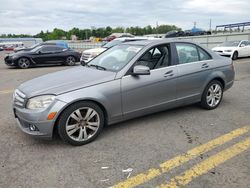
87, 64, 106, 70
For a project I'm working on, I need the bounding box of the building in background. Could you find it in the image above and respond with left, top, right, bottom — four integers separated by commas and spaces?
0, 38, 43, 47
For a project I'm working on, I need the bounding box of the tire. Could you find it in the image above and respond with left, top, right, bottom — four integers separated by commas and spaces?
232, 51, 238, 60
65, 56, 76, 66
57, 101, 104, 146
200, 80, 223, 110
17, 57, 30, 69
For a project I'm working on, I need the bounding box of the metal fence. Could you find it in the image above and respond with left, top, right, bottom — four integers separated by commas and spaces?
68, 42, 103, 50
67, 32, 250, 50
172, 32, 250, 49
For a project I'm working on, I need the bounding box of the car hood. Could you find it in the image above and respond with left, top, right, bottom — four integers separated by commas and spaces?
8, 50, 34, 57
18, 67, 117, 98
83, 47, 106, 54
212, 46, 237, 51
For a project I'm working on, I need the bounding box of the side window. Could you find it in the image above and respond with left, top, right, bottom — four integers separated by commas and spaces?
176, 43, 199, 64
136, 44, 170, 70
198, 47, 212, 61
240, 41, 248, 46
53, 46, 64, 52
40, 46, 54, 53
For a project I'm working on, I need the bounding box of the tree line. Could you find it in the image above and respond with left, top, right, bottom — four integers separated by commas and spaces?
0, 24, 181, 41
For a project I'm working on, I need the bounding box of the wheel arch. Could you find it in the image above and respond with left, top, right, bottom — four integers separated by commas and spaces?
16, 56, 34, 64
202, 72, 226, 94
52, 99, 109, 137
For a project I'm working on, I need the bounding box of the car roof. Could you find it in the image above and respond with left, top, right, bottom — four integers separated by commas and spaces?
122, 39, 206, 47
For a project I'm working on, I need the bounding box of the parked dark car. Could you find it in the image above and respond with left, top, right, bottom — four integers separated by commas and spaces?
165, 30, 186, 38
5, 45, 81, 68
14, 41, 69, 53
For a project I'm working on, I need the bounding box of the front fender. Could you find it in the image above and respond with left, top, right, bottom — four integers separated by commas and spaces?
56, 79, 122, 124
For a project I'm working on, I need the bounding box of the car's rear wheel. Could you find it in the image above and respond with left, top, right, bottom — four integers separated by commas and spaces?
200, 80, 223, 110
18, 57, 30, 69
57, 101, 104, 146
232, 51, 238, 60
66, 56, 76, 66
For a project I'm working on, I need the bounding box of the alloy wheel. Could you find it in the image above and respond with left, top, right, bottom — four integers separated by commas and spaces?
18, 58, 30, 68
66, 56, 76, 65
65, 107, 100, 142
206, 83, 222, 107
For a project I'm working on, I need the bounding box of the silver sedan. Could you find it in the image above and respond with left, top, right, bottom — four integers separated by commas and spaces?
13, 40, 235, 145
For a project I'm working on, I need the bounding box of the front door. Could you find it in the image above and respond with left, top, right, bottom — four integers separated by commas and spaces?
121, 43, 178, 119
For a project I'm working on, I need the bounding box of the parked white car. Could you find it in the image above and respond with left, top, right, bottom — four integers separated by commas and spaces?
212, 40, 250, 60
80, 37, 158, 64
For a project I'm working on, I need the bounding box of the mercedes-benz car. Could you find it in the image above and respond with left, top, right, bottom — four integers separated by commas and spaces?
12, 40, 234, 145
212, 40, 250, 60
5, 45, 81, 68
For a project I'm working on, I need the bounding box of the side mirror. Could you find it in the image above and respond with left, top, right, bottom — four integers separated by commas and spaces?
132, 65, 150, 76
240, 44, 246, 47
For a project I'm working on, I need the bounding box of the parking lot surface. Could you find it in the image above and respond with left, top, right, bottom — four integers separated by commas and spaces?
0, 51, 249, 188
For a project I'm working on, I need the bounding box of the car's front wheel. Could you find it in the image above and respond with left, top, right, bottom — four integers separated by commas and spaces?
200, 80, 223, 110
66, 56, 76, 66
232, 51, 238, 60
57, 101, 104, 146
18, 57, 30, 69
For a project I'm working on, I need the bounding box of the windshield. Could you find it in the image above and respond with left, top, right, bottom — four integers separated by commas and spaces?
30, 43, 41, 49
220, 41, 240, 47
88, 44, 143, 72
30, 46, 43, 52
103, 40, 123, 48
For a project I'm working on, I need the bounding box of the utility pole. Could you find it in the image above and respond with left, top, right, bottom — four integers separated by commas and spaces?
209, 19, 212, 32
156, 21, 159, 38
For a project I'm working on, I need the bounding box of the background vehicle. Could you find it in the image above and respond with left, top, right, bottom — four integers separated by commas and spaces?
0, 42, 24, 51
106, 33, 134, 41
212, 40, 250, 60
80, 37, 152, 64
165, 30, 185, 38
13, 40, 234, 145
165, 27, 211, 38
5, 45, 80, 68
14, 41, 69, 52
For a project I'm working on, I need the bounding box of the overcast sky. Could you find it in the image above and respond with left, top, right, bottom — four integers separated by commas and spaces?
0, 0, 249, 35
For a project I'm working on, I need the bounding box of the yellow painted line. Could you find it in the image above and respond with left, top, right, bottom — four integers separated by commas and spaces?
114, 126, 250, 188
157, 137, 250, 188
0, 89, 14, 95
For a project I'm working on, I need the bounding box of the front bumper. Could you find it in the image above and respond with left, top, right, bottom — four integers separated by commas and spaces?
14, 99, 67, 139
4, 56, 16, 66
213, 51, 233, 57
80, 55, 93, 64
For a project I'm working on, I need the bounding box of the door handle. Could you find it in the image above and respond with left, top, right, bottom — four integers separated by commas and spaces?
201, 63, 209, 69
164, 70, 174, 77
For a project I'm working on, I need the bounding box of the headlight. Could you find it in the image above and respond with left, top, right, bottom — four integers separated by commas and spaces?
26, 95, 55, 110
224, 50, 232, 52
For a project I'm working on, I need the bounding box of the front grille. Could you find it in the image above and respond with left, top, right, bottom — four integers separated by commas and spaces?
13, 89, 26, 108
81, 53, 92, 61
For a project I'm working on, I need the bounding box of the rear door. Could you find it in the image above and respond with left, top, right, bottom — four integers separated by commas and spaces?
174, 42, 213, 104
121, 43, 178, 119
